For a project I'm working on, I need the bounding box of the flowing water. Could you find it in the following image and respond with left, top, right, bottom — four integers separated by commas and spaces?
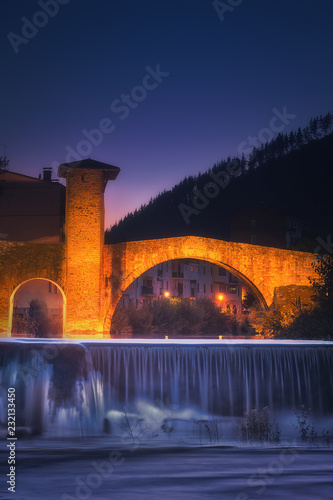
0, 339, 332, 499
1, 339, 332, 441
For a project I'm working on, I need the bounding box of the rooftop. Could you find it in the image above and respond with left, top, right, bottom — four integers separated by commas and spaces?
58, 158, 120, 181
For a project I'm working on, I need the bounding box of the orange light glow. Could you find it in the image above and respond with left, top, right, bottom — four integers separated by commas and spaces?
218, 294, 224, 301
219, 335, 223, 340
164, 291, 170, 298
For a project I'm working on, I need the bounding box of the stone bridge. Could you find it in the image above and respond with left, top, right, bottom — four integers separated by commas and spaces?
0, 235, 317, 338
0, 159, 318, 338
104, 236, 317, 331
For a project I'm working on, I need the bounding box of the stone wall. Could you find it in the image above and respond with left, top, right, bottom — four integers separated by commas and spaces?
0, 235, 318, 337
65, 168, 105, 334
0, 241, 65, 334
273, 285, 315, 316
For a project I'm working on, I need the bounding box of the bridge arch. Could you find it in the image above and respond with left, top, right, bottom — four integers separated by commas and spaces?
107, 257, 267, 332
123, 257, 266, 307
104, 236, 317, 332
9, 278, 66, 337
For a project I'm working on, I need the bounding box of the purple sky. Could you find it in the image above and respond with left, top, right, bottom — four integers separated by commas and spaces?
1, 0, 333, 228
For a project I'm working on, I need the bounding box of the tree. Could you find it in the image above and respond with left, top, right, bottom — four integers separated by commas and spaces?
310, 254, 333, 313
288, 130, 296, 151
310, 117, 319, 140
28, 299, 54, 337
0, 147, 9, 170
295, 128, 304, 149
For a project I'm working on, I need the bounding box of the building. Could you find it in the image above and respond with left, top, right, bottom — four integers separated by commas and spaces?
0, 168, 66, 243
120, 259, 243, 315
230, 208, 309, 249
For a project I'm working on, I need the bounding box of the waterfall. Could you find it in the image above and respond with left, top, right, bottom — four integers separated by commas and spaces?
0, 340, 332, 442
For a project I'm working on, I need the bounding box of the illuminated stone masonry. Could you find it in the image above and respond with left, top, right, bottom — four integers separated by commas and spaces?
0, 159, 317, 338
104, 237, 317, 333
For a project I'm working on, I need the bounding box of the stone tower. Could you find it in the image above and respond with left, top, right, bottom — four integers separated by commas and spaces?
58, 159, 120, 336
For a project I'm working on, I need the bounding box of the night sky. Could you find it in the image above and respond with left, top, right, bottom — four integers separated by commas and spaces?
1, 0, 332, 227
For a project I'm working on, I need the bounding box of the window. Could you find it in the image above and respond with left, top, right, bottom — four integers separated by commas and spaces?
195, 266, 199, 273
190, 265, 194, 272
229, 286, 237, 294
219, 284, 227, 293
218, 268, 226, 276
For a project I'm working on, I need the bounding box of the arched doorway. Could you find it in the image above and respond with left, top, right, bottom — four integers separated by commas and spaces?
9, 279, 66, 337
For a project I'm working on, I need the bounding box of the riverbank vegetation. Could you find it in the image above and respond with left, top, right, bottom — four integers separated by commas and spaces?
247, 255, 333, 340
111, 297, 246, 337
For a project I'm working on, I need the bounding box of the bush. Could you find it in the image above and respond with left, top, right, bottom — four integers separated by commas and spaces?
240, 407, 280, 444
275, 308, 332, 340
111, 298, 238, 336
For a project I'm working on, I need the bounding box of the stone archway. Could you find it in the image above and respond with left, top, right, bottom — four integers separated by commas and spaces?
9, 278, 66, 337
105, 256, 269, 332
104, 236, 317, 333
109, 257, 264, 335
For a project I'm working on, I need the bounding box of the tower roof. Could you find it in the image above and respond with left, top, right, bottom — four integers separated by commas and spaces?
58, 158, 120, 181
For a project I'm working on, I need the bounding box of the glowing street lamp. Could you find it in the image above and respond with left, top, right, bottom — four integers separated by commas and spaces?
164, 291, 170, 298
218, 294, 224, 311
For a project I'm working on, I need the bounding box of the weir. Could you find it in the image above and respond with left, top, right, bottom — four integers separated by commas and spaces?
1, 340, 332, 443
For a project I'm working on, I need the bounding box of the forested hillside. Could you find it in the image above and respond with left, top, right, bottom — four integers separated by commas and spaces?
106, 113, 333, 245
